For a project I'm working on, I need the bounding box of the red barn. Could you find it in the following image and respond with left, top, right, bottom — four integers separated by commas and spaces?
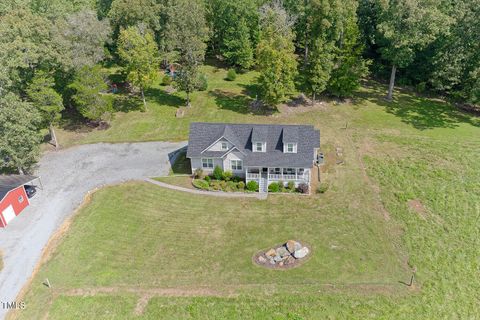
0, 175, 39, 228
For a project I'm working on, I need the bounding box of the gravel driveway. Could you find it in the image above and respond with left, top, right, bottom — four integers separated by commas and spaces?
0, 141, 186, 319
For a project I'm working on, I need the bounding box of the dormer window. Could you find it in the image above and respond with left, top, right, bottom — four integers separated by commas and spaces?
254, 142, 266, 152
285, 143, 297, 153
221, 142, 228, 150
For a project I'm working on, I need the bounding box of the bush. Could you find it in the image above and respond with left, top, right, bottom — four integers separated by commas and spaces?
226, 69, 237, 81
222, 170, 233, 181
193, 179, 209, 190
210, 180, 221, 190
416, 82, 426, 93
297, 182, 309, 194
220, 180, 227, 189
162, 75, 172, 86
204, 175, 211, 183
193, 168, 203, 179
226, 181, 236, 191
238, 181, 245, 190
317, 183, 329, 194
213, 166, 223, 180
268, 182, 280, 192
287, 181, 295, 191
246, 180, 259, 192
197, 74, 208, 91
232, 176, 241, 183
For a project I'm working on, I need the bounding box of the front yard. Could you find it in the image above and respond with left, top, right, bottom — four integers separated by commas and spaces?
11, 62, 480, 318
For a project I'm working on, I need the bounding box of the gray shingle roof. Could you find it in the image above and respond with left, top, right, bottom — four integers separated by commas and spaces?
0, 175, 38, 202
186, 123, 320, 168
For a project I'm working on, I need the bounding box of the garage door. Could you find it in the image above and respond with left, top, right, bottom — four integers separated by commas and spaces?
2, 205, 16, 225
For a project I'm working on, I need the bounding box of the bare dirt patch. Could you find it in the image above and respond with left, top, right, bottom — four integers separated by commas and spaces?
407, 199, 427, 219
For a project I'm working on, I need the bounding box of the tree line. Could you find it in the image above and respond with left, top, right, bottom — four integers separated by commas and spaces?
0, 0, 478, 173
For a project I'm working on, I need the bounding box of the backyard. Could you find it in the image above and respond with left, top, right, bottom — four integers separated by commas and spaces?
10, 63, 480, 319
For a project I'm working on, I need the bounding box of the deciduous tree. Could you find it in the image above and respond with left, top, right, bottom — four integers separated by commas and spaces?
26, 71, 64, 149
256, 0, 298, 106
117, 25, 159, 108
0, 93, 42, 174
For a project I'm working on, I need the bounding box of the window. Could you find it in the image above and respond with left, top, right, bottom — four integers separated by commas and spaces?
202, 158, 214, 168
231, 160, 243, 171
254, 142, 265, 152
285, 143, 297, 153
18, 195, 24, 203
221, 142, 228, 150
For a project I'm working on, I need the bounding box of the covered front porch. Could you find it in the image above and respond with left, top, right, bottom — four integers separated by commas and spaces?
246, 167, 310, 184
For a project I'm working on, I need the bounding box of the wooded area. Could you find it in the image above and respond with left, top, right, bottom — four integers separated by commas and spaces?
0, 0, 478, 173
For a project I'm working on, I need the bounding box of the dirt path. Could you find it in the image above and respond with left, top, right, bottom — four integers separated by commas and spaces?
0, 141, 186, 320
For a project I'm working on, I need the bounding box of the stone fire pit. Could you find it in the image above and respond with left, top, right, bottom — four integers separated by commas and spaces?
254, 240, 311, 269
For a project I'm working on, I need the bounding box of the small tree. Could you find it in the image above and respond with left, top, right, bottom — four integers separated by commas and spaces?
213, 165, 223, 180
117, 25, 159, 109
175, 64, 199, 106
26, 71, 64, 149
69, 65, 113, 122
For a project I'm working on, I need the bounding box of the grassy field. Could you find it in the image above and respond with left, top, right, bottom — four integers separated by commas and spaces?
12, 62, 480, 318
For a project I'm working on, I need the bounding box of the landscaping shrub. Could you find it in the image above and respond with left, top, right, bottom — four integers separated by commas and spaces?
193, 179, 209, 190
226, 69, 237, 81
238, 181, 245, 190
204, 175, 211, 183
197, 74, 208, 91
297, 182, 309, 194
193, 168, 203, 179
162, 75, 172, 86
317, 182, 329, 194
246, 180, 259, 192
222, 170, 233, 181
213, 166, 223, 180
268, 182, 280, 192
232, 176, 241, 183
226, 181, 236, 191
210, 180, 221, 190
220, 180, 227, 189
287, 181, 295, 191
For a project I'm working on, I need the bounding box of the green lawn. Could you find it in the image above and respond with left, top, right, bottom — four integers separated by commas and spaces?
13, 63, 480, 318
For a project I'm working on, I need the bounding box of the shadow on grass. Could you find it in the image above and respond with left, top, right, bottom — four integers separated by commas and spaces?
355, 80, 480, 130
168, 148, 191, 175
114, 94, 143, 112
145, 87, 185, 108
210, 89, 276, 116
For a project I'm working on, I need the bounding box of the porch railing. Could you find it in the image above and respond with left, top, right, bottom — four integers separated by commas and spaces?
268, 174, 307, 181
247, 173, 260, 179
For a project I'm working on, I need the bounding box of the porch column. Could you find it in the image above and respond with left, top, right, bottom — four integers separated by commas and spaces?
295, 168, 298, 180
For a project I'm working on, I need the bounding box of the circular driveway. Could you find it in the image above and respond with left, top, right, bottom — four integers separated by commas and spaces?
0, 141, 186, 319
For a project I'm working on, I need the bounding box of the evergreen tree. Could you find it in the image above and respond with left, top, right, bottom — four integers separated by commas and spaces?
223, 18, 254, 69
69, 65, 113, 122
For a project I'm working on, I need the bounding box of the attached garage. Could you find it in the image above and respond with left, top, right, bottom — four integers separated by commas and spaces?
0, 175, 39, 228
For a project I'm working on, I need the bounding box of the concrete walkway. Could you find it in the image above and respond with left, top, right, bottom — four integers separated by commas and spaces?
145, 178, 268, 200
0, 141, 186, 320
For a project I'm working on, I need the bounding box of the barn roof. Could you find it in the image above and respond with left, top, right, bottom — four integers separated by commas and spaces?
0, 175, 38, 202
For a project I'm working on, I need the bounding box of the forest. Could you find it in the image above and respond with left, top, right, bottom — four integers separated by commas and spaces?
0, 0, 478, 173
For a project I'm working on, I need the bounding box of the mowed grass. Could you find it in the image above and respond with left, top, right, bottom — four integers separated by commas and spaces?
12, 131, 410, 319
14, 62, 480, 318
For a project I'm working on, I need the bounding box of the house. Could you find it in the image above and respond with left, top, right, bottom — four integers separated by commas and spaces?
0, 175, 38, 228
186, 122, 320, 192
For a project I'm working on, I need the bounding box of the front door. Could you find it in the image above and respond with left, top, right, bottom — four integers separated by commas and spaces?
262, 167, 268, 174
